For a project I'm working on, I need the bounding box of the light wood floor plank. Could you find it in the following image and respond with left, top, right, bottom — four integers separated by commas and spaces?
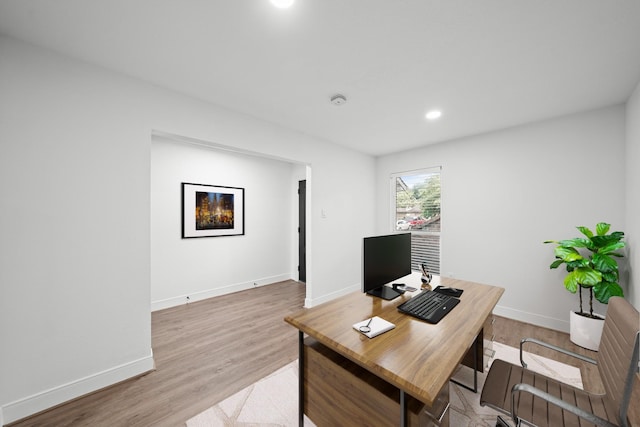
9, 281, 305, 427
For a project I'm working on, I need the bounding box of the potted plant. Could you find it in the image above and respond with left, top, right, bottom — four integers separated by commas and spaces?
544, 222, 625, 350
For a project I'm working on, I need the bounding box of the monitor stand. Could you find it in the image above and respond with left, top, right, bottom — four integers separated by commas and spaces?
367, 286, 403, 301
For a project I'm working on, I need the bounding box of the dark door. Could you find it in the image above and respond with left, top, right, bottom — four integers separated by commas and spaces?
298, 180, 306, 282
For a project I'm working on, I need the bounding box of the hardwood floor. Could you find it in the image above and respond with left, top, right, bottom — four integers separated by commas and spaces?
9, 281, 306, 427
9, 281, 637, 426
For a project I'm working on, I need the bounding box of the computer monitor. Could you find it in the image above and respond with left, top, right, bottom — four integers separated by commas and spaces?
362, 232, 412, 300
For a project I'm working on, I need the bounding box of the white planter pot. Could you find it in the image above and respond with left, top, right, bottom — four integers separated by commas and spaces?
569, 310, 605, 351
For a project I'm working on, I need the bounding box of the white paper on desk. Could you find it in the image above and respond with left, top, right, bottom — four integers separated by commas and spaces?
353, 316, 395, 338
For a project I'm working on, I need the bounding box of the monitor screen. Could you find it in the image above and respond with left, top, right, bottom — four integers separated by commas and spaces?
362, 233, 411, 300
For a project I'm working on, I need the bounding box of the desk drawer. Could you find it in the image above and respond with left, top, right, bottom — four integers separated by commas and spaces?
303, 337, 449, 426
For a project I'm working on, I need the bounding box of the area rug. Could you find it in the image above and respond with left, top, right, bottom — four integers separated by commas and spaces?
186, 343, 582, 426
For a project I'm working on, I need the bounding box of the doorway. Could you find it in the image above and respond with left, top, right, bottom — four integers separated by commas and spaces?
298, 180, 306, 282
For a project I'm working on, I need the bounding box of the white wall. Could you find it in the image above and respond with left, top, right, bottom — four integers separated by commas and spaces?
376, 106, 627, 331
150, 136, 297, 310
0, 36, 376, 424
626, 82, 640, 310
0, 37, 154, 424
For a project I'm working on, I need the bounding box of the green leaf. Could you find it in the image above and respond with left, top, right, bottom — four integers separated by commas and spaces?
558, 238, 589, 248
571, 267, 602, 287
602, 271, 618, 283
592, 253, 618, 273
554, 246, 581, 261
566, 259, 589, 269
549, 259, 564, 269
577, 226, 594, 238
595, 222, 611, 236
564, 272, 579, 293
594, 282, 624, 304
598, 241, 625, 255
610, 231, 624, 240
591, 235, 623, 249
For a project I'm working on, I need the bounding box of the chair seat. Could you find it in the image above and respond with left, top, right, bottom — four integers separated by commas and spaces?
481, 359, 619, 427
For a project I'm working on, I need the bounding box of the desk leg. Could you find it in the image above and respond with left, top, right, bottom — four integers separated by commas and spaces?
450, 333, 479, 393
473, 337, 478, 391
298, 331, 304, 427
399, 390, 407, 427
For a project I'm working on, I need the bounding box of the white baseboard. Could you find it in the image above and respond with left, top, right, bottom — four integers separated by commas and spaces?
493, 304, 570, 333
151, 274, 293, 312
2, 352, 154, 425
305, 283, 360, 308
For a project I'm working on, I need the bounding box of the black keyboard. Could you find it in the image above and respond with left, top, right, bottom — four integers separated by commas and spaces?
397, 290, 460, 324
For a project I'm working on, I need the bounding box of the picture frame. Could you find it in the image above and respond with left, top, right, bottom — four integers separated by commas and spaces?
181, 182, 245, 238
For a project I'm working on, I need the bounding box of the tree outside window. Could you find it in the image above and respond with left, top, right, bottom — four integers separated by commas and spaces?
392, 168, 441, 274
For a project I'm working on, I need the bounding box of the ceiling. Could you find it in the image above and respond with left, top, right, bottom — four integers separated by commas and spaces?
1, 0, 640, 156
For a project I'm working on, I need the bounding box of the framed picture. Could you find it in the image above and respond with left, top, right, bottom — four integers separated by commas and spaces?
181, 182, 245, 238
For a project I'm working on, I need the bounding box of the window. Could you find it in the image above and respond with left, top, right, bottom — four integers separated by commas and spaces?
391, 167, 441, 274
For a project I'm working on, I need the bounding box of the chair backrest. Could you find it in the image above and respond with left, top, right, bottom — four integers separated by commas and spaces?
596, 296, 640, 425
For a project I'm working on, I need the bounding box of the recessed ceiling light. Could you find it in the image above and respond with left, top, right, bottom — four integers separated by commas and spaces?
425, 110, 442, 120
270, 0, 295, 8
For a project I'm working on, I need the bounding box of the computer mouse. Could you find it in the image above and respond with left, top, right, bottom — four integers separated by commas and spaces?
437, 286, 462, 296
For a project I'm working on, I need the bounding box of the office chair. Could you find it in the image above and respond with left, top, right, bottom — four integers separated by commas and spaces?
480, 296, 639, 427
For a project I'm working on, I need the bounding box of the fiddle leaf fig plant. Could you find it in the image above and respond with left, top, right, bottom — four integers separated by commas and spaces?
544, 222, 625, 318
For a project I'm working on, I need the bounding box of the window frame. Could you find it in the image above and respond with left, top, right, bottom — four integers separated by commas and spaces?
389, 166, 442, 273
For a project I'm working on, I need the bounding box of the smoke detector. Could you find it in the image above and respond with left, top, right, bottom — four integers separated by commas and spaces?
330, 94, 347, 106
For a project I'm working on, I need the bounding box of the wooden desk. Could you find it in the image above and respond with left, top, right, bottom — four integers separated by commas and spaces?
285, 276, 504, 426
